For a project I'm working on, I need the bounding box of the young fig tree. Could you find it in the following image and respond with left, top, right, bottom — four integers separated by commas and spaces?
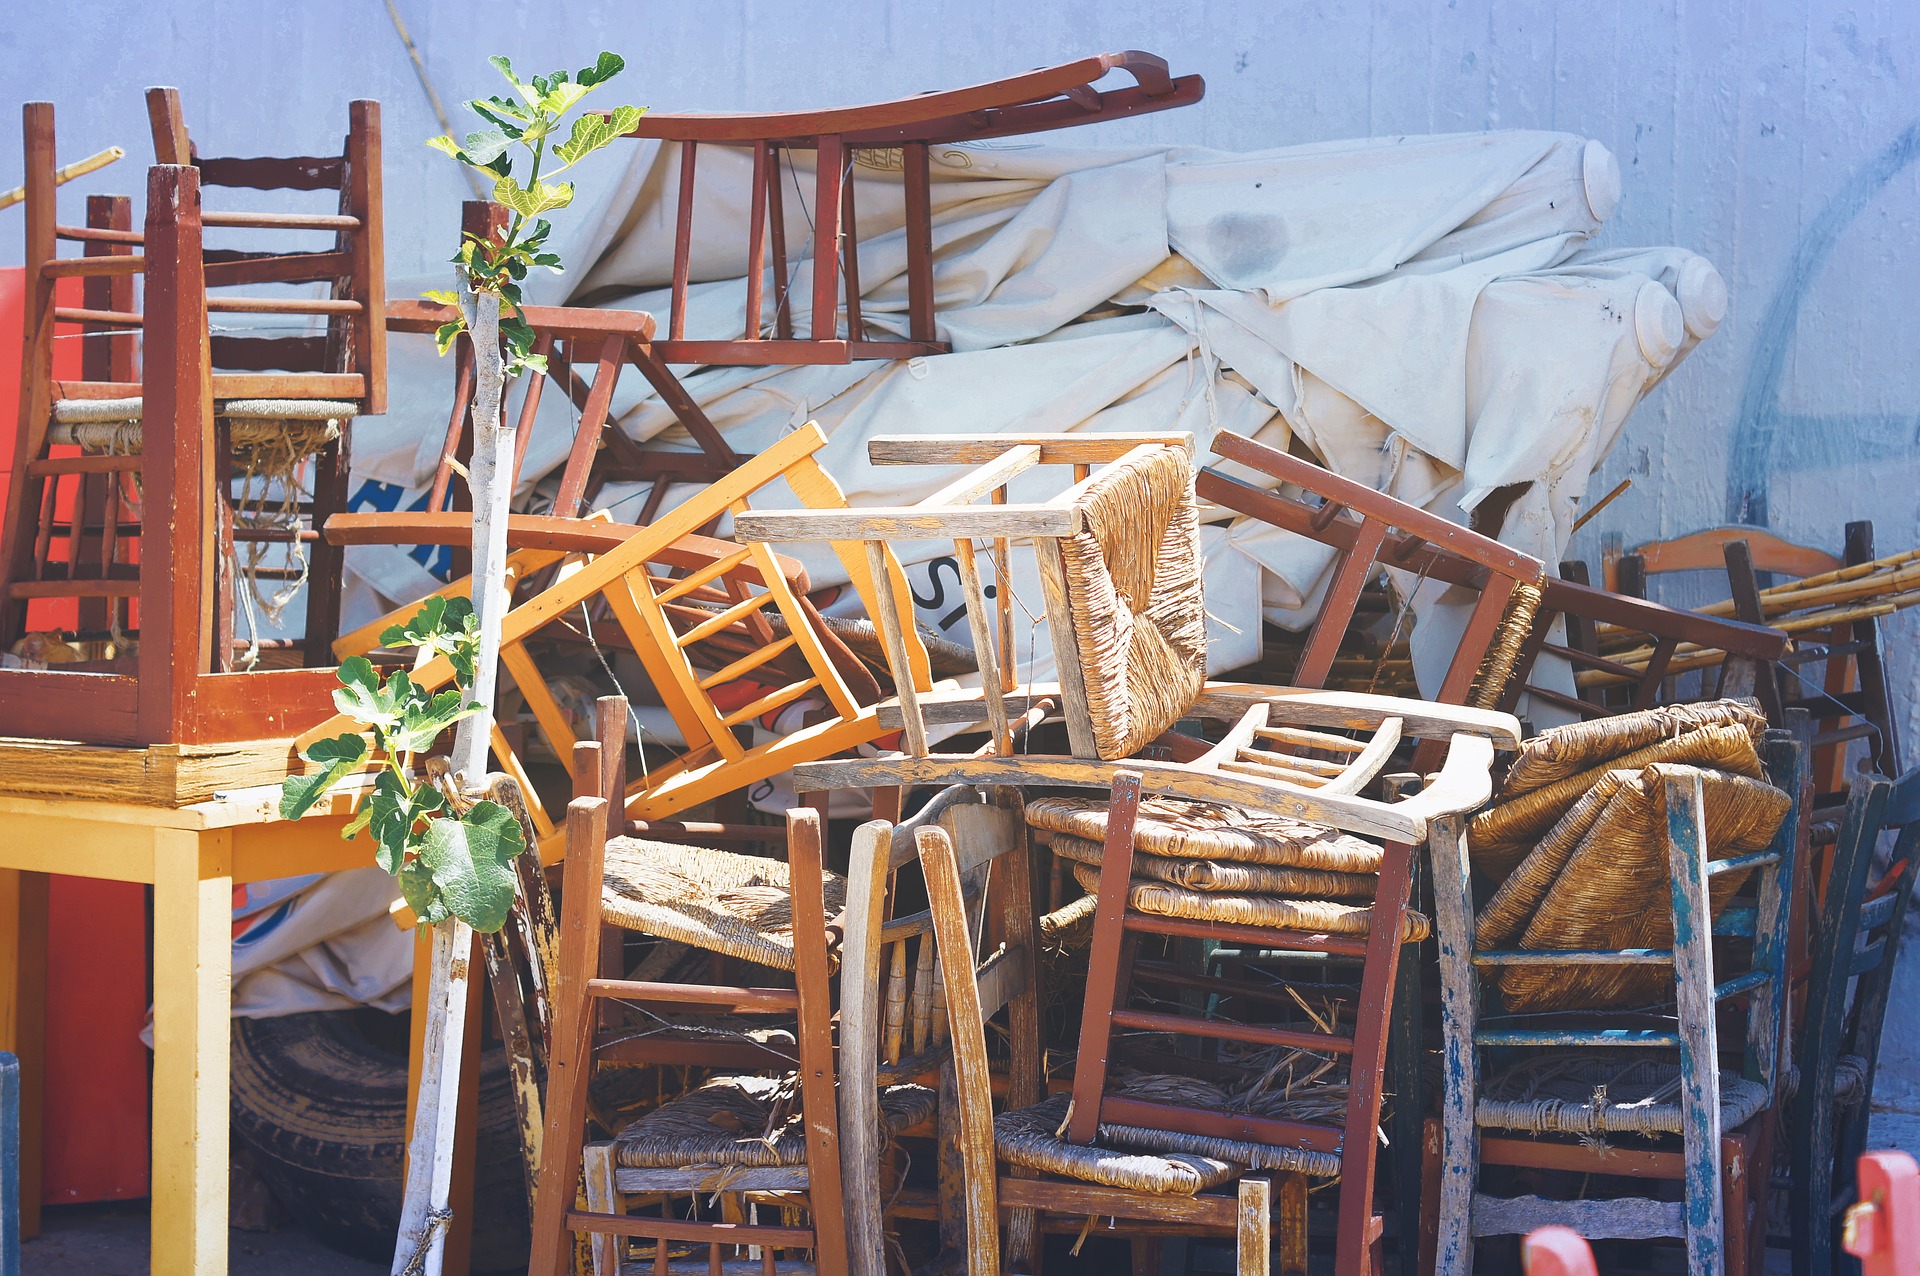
421, 52, 644, 782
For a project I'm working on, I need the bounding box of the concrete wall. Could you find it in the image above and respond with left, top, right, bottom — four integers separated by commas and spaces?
6, 0, 1919, 1128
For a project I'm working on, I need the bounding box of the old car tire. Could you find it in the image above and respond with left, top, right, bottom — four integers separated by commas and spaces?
230, 1010, 531, 1270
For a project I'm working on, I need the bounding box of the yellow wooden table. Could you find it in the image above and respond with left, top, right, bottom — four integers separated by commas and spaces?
0, 779, 388, 1275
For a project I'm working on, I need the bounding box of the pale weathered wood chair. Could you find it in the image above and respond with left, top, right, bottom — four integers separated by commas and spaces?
1424, 727, 1806, 1276
914, 794, 1283, 1276
298, 422, 929, 846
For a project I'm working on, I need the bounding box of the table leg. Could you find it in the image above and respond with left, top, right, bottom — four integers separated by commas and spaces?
0, 869, 47, 1240
151, 829, 231, 1275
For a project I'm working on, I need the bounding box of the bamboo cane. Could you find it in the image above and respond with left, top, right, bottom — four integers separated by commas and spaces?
0, 146, 123, 211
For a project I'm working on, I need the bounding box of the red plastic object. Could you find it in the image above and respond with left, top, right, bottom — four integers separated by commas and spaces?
1845, 1150, 1920, 1276
1, 267, 152, 1203
1523, 1226, 1599, 1276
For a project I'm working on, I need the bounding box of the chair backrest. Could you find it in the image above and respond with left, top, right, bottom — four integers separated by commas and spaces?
903, 793, 1043, 1276
1198, 431, 1548, 709
144, 87, 386, 403
736, 432, 1199, 760
1618, 525, 1841, 593
1807, 764, 1920, 1180
301, 423, 929, 841
626, 53, 1202, 367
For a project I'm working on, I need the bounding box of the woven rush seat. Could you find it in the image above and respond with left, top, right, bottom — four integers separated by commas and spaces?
1492, 763, 1791, 1012
1470, 718, 1766, 875
996, 1093, 1343, 1196
1066, 861, 1430, 941
600, 837, 848, 972
1497, 699, 1769, 800
613, 1074, 934, 1169
1054, 443, 1208, 760
1476, 1054, 1770, 1140
1027, 794, 1384, 873
1047, 830, 1377, 898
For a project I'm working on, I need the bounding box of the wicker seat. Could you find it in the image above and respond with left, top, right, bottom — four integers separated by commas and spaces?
599, 837, 849, 972
612, 1074, 933, 1169
1475, 1055, 1770, 1140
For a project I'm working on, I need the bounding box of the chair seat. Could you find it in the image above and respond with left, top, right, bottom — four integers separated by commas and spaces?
996, 1093, 1343, 1195
1027, 794, 1384, 873
49, 397, 356, 459
598, 837, 849, 972
1066, 860, 1430, 941
613, 1074, 934, 1169
1475, 1054, 1771, 1139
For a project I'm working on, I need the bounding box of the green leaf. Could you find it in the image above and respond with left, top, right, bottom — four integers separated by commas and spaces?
489, 54, 529, 97
426, 134, 465, 160
460, 128, 512, 167
419, 803, 525, 932
421, 289, 461, 307
393, 688, 481, 755
492, 176, 574, 219
332, 656, 403, 728
279, 733, 369, 820
539, 81, 591, 117
381, 595, 449, 649
434, 320, 465, 356
365, 772, 446, 874
397, 859, 450, 925
577, 52, 625, 86
467, 99, 528, 133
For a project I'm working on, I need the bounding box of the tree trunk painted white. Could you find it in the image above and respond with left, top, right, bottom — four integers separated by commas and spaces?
395, 284, 511, 1276
452, 286, 508, 779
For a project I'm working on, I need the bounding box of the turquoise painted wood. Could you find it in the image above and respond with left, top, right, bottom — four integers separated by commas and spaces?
1427, 725, 1808, 1276
0, 1051, 17, 1276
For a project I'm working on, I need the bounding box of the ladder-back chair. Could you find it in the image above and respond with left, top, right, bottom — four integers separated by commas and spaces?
3, 93, 383, 668
914, 798, 1284, 1276
1424, 728, 1806, 1276
301, 422, 930, 845
628, 52, 1202, 366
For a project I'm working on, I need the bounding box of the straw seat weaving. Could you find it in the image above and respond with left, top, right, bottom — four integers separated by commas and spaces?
1469, 721, 1765, 876
995, 1094, 1344, 1195
1067, 862, 1430, 941
1027, 795, 1384, 873
1054, 444, 1208, 760
1475, 1054, 1770, 1140
600, 837, 848, 972
48, 396, 356, 462
1492, 764, 1791, 1012
612, 1074, 935, 1169
1497, 699, 1768, 800
1048, 832, 1378, 898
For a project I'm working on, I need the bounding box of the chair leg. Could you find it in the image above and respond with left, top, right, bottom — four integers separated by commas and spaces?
1066, 771, 1143, 1145
1277, 1171, 1310, 1276
1722, 1130, 1752, 1276
1418, 1117, 1444, 1276
1237, 1176, 1272, 1276
529, 795, 611, 1276
582, 1141, 620, 1276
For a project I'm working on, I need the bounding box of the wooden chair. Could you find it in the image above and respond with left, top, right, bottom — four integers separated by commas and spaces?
530, 771, 856, 1275
1197, 430, 1549, 720
301, 422, 929, 847
3, 93, 383, 668
1791, 764, 1920, 1276
628, 52, 1202, 366
914, 792, 1280, 1276
1614, 523, 1899, 795
1423, 728, 1807, 1276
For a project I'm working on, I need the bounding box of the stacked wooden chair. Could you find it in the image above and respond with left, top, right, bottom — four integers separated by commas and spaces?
2, 93, 384, 665
740, 431, 1519, 1272
1422, 706, 1808, 1276
626, 52, 1202, 365
1611, 522, 1902, 804
301, 421, 929, 845
1194, 430, 1790, 727
1791, 763, 1920, 1276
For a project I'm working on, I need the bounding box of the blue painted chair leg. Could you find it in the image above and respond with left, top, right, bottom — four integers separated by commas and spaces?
0, 1051, 18, 1276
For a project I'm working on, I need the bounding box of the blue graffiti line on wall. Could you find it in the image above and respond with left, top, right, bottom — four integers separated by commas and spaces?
1726, 119, 1920, 529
